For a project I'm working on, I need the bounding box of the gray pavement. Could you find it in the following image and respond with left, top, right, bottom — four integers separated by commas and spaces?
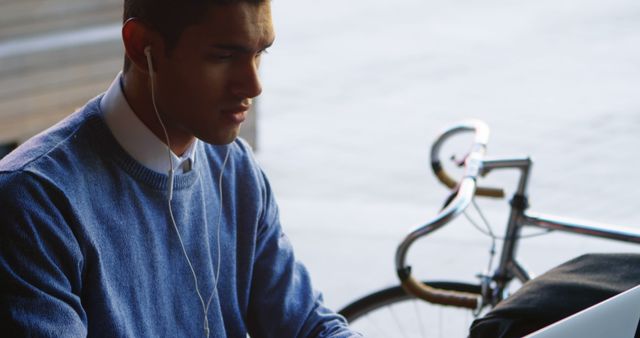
255, 0, 640, 311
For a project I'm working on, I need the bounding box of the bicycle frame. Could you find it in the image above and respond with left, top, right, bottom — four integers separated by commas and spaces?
395, 120, 640, 311
484, 156, 640, 305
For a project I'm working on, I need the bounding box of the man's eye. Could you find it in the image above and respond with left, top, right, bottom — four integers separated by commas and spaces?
209, 53, 233, 61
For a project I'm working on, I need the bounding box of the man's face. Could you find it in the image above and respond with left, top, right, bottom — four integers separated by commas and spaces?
153, 2, 274, 145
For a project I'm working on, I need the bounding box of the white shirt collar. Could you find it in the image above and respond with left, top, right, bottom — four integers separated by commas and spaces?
100, 73, 197, 174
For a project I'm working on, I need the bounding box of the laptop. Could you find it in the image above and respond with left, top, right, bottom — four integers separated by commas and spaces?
526, 284, 640, 338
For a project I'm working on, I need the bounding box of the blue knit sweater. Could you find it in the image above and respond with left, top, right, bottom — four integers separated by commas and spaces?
0, 96, 359, 338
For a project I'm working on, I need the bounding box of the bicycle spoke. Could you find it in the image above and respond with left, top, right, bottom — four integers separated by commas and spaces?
438, 306, 443, 338
412, 299, 427, 338
353, 298, 476, 337
387, 304, 410, 338
341, 282, 481, 337
360, 313, 390, 338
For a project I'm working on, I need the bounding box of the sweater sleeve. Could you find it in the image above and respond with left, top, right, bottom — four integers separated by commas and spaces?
246, 171, 362, 338
0, 171, 87, 337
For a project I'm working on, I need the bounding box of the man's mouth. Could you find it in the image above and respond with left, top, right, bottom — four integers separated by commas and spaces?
222, 105, 250, 123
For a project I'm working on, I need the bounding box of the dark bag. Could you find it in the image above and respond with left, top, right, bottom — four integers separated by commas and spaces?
469, 253, 640, 338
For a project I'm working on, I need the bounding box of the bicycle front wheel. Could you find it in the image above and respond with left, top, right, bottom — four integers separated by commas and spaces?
339, 281, 482, 338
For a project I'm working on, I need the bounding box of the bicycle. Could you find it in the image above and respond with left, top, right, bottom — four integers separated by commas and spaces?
337, 120, 640, 337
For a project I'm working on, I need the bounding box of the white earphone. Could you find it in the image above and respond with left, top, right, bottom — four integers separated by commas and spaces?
144, 46, 174, 199
144, 46, 153, 74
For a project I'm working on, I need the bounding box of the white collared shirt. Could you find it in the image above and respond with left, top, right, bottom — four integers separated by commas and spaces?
100, 73, 197, 174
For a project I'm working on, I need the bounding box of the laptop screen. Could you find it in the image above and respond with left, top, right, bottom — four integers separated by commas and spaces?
526, 284, 640, 338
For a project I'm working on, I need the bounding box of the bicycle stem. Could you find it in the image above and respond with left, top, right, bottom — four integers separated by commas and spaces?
482, 157, 534, 303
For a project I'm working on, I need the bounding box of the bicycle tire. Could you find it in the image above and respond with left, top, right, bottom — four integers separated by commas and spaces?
339, 281, 482, 338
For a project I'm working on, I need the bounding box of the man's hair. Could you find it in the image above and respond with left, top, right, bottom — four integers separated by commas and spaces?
122, 0, 266, 72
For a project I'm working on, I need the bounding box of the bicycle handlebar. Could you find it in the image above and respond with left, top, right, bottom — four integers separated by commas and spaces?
395, 119, 500, 309
430, 121, 505, 198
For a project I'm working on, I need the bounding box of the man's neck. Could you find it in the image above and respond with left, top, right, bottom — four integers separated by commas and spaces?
121, 70, 195, 156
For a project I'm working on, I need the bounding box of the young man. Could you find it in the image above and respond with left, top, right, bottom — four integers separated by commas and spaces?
0, 1, 361, 337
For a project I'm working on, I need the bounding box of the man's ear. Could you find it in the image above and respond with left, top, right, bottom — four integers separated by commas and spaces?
122, 18, 159, 73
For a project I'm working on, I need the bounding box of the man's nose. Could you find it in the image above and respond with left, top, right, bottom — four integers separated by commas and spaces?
231, 60, 262, 99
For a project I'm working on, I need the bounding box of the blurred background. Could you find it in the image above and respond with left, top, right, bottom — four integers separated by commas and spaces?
1, 0, 121, 151
258, 0, 640, 310
2, 0, 639, 313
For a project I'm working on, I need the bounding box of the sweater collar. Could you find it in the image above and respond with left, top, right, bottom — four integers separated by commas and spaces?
100, 73, 197, 175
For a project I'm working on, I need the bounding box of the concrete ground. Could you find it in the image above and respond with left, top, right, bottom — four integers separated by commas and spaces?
255, 0, 640, 312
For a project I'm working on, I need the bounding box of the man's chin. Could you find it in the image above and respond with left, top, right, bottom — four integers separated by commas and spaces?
197, 128, 241, 146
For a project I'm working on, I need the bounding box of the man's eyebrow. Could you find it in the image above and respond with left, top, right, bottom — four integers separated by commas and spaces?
210, 40, 274, 53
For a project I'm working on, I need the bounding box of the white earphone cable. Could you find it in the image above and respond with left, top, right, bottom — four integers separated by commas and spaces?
146, 47, 228, 338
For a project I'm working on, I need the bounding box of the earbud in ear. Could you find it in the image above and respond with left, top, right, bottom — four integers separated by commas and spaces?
144, 46, 154, 75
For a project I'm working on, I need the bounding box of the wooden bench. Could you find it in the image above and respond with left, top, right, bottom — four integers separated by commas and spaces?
0, 0, 122, 144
